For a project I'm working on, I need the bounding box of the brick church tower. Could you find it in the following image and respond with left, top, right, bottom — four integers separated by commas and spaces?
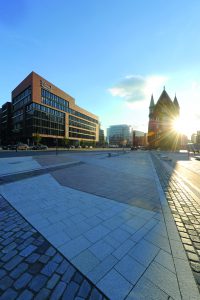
148, 88, 180, 150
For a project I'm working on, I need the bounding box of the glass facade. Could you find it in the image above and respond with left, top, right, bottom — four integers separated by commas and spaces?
25, 103, 65, 137
13, 86, 32, 111
41, 88, 69, 112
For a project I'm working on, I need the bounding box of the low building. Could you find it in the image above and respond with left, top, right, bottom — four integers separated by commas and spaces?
107, 124, 132, 146
11, 71, 99, 146
0, 102, 12, 145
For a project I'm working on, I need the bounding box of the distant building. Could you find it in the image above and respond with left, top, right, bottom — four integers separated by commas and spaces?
197, 131, 200, 144
98, 128, 105, 145
107, 124, 132, 146
7, 71, 99, 146
148, 88, 180, 150
0, 102, 12, 145
133, 130, 147, 147
191, 133, 197, 144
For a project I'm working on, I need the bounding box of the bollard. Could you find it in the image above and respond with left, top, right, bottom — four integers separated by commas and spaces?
108, 153, 111, 157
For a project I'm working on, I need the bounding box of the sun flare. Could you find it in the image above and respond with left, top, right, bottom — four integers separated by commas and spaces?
172, 116, 198, 137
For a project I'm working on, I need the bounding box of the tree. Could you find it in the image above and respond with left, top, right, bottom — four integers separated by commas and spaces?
34, 133, 41, 145
62, 137, 69, 148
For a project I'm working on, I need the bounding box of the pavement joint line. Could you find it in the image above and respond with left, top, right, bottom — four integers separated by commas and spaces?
149, 153, 200, 299
0, 160, 81, 178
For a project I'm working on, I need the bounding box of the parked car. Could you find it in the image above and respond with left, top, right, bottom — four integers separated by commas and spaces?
131, 146, 138, 151
32, 144, 48, 150
2, 145, 11, 150
17, 143, 29, 150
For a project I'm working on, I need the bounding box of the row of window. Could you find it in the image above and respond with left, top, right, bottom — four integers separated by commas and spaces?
69, 127, 96, 137
42, 97, 69, 113
69, 115, 96, 129
69, 120, 96, 132
13, 95, 31, 111
41, 88, 69, 108
69, 132, 95, 140
13, 87, 32, 105
26, 103, 65, 119
31, 126, 64, 137
42, 88, 98, 124
26, 118, 65, 131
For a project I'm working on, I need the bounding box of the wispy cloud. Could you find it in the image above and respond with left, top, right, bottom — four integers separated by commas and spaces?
108, 75, 167, 105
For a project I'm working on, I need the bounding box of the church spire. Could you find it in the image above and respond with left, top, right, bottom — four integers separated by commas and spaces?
173, 94, 179, 107
173, 94, 180, 116
149, 94, 155, 108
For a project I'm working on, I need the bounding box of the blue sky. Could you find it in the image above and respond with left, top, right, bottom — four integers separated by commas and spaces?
0, 0, 200, 136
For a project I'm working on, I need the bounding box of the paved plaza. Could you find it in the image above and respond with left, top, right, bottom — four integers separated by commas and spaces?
0, 150, 200, 299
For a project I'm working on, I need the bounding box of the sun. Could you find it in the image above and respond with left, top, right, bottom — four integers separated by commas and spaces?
173, 118, 184, 133
172, 115, 198, 137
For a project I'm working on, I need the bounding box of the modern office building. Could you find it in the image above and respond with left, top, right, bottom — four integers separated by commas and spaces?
0, 102, 12, 145
107, 124, 132, 146
148, 88, 180, 150
11, 71, 99, 146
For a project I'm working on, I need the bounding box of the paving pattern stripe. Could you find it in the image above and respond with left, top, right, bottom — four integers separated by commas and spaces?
0, 161, 84, 185
151, 153, 200, 293
0, 195, 108, 300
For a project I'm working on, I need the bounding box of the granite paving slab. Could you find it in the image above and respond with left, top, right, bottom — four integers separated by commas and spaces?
0, 195, 106, 300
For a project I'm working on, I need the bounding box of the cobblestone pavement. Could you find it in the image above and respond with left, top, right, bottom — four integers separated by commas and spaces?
151, 153, 200, 292
0, 195, 107, 300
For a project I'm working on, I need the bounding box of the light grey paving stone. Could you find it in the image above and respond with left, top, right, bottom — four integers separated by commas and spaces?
115, 255, 145, 285
120, 223, 138, 235
126, 276, 169, 300
69, 213, 87, 223
103, 235, 121, 249
174, 257, 200, 300
89, 240, 114, 261
64, 221, 91, 239
113, 240, 136, 260
129, 239, 159, 267
144, 231, 171, 253
59, 236, 91, 259
84, 215, 103, 227
155, 249, 176, 274
47, 231, 71, 247
84, 224, 110, 243
87, 255, 118, 284
71, 250, 100, 274
102, 216, 125, 230
125, 217, 147, 231
130, 226, 150, 242
144, 218, 159, 230
108, 228, 130, 243
170, 239, 188, 260
82, 207, 102, 217
144, 261, 181, 300
97, 269, 132, 300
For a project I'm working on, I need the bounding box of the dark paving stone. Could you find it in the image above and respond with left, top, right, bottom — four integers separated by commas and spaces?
10, 263, 29, 279
0, 276, 14, 290
17, 290, 33, 300
50, 281, 67, 300
29, 274, 48, 292
34, 288, 50, 300
14, 272, 32, 290
1, 288, 18, 300
47, 273, 60, 289
61, 281, 79, 300
78, 279, 91, 298
19, 245, 37, 257
57, 260, 70, 275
